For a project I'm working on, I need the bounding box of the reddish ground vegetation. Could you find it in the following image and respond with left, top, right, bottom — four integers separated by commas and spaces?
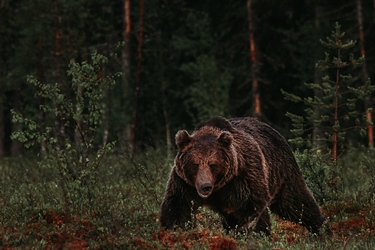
331, 217, 368, 236
325, 202, 374, 237
2, 204, 375, 249
37, 210, 92, 250
144, 229, 236, 250
272, 220, 308, 244
2, 210, 94, 250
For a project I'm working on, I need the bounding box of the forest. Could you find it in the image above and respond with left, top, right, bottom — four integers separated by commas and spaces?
1, 0, 375, 249
0, 0, 374, 157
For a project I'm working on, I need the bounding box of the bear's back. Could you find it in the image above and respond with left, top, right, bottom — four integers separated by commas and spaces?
229, 117, 299, 173
229, 117, 286, 147
195, 116, 236, 133
194, 117, 295, 167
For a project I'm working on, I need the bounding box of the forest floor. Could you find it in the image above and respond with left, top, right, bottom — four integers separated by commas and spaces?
2, 192, 375, 249
1, 150, 375, 249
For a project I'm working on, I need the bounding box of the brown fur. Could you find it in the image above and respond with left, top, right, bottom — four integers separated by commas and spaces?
160, 117, 331, 235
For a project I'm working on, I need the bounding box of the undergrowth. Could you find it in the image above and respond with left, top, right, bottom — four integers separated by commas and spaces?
2, 50, 375, 249
1, 147, 375, 249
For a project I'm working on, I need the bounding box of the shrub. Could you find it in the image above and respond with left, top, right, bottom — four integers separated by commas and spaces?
11, 52, 118, 212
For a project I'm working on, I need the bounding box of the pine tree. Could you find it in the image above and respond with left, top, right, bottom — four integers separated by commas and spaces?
282, 22, 375, 162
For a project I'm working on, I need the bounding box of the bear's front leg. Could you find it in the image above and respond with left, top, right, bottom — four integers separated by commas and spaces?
221, 212, 239, 233
160, 170, 195, 230
221, 203, 271, 236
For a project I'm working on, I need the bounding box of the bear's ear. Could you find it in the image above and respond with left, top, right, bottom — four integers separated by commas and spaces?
217, 131, 233, 146
176, 130, 192, 150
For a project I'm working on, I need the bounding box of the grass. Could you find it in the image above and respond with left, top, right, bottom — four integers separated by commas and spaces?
1, 147, 375, 249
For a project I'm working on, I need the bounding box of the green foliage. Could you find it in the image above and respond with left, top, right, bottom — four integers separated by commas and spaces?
174, 12, 232, 123
4, 0, 375, 153
297, 148, 375, 210
2, 2, 375, 247
10, 52, 119, 211
181, 54, 232, 123
282, 23, 375, 160
2, 149, 375, 248
294, 150, 337, 203
0, 148, 171, 248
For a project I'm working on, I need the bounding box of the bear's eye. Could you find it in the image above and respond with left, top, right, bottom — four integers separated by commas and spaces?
191, 163, 199, 169
210, 164, 217, 169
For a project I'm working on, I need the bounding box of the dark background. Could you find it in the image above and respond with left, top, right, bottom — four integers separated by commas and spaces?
0, 0, 374, 157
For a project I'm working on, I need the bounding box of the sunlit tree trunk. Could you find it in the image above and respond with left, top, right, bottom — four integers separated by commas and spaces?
130, 0, 144, 156
122, 0, 132, 149
247, 0, 261, 118
123, 0, 131, 82
356, 0, 373, 147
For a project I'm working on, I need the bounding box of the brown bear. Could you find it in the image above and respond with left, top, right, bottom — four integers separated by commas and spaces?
160, 116, 330, 236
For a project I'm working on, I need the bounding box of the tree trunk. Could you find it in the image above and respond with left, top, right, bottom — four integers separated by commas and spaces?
247, 0, 261, 118
332, 50, 341, 163
155, 27, 172, 158
162, 89, 172, 159
130, 0, 144, 156
356, 0, 373, 147
0, 50, 4, 158
102, 95, 109, 147
367, 111, 373, 147
54, 0, 64, 150
0, 95, 4, 159
160, 49, 172, 159
121, 0, 132, 149
122, 0, 131, 85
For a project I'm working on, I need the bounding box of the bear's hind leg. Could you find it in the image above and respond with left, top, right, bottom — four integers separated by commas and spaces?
271, 187, 329, 235
254, 210, 271, 236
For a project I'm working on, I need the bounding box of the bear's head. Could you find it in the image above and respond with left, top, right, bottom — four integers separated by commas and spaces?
174, 125, 239, 198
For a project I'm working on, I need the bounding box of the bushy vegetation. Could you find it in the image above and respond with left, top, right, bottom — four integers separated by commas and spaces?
1, 148, 375, 249
2, 23, 375, 249
0, 150, 168, 248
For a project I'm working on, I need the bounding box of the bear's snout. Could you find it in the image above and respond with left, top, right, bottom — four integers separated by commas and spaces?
197, 182, 213, 198
195, 167, 214, 198
201, 183, 213, 194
